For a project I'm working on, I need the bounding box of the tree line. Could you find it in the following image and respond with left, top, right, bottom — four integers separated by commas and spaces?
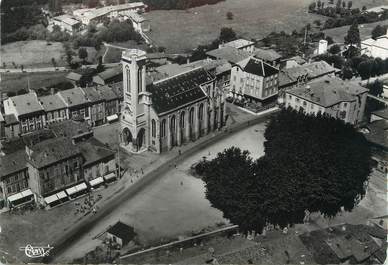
308, 0, 388, 30
196, 109, 371, 233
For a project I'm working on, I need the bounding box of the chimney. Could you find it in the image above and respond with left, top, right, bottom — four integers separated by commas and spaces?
51, 87, 55, 95
186, 57, 190, 64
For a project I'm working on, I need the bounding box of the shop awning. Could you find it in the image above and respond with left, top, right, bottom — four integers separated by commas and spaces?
107, 114, 118, 122
56, 191, 68, 199
21, 189, 33, 197
104, 172, 116, 181
8, 189, 33, 203
75, 182, 87, 191
44, 194, 59, 205
66, 187, 77, 196
89, 177, 104, 187
8, 192, 23, 203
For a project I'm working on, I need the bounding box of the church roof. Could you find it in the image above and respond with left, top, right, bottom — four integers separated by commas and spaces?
147, 68, 213, 115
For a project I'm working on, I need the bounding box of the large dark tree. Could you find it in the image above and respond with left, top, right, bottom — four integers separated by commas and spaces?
344, 21, 361, 47
219, 27, 237, 43
371, 25, 387, 40
201, 109, 371, 233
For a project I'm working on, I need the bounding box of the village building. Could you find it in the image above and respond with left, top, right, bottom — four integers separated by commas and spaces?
81, 87, 106, 126
58, 87, 91, 122
3, 92, 46, 135
219, 39, 256, 53
120, 49, 226, 153
48, 14, 82, 35
106, 221, 135, 247
361, 30, 388, 60
285, 78, 368, 125
253, 48, 282, 67
79, 137, 116, 188
26, 137, 85, 206
278, 60, 339, 104
73, 2, 146, 25
66, 72, 83, 86
206, 46, 251, 64
39, 94, 68, 124
229, 57, 279, 103
3, 114, 20, 139
0, 150, 33, 209
93, 66, 123, 86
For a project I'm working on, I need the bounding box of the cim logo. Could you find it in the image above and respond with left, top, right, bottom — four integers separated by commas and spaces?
19, 245, 53, 258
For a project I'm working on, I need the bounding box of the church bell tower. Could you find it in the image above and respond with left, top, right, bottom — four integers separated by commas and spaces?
120, 49, 147, 152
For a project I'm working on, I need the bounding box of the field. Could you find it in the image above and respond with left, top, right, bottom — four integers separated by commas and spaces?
324, 19, 388, 43
144, 0, 323, 53
1, 71, 69, 94
144, 0, 388, 53
0, 41, 67, 68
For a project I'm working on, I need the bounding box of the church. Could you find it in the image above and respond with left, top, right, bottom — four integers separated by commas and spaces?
120, 49, 226, 153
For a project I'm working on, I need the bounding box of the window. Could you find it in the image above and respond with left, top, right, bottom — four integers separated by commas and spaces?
189, 108, 195, 125
161, 119, 166, 138
84, 107, 89, 117
343, 102, 348, 108
303, 101, 307, 107
74, 161, 79, 169
151, 119, 156, 138
199, 104, 204, 121
180, 112, 185, 128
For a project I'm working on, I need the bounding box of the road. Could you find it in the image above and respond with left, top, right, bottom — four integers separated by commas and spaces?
0, 67, 68, 73
46, 109, 277, 263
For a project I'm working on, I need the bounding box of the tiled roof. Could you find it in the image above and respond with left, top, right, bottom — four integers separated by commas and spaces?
53, 14, 81, 26
109, 82, 124, 98
4, 114, 19, 125
79, 137, 115, 167
49, 120, 92, 138
221, 39, 255, 49
66, 72, 82, 81
254, 48, 282, 62
239, 57, 279, 77
155, 59, 230, 78
147, 68, 212, 115
95, 66, 122, 81
372, 108, 388, 120
96, 85, 120, 101
0, 150, 27, 179
206, 46, 251, 64
81, 87, 104, 103
39, 94, 67, 112
28, 137, 82, 168
107, 221, 135, 243
58, 87, 89, 108
279, 61, 338, 87
287, 78, 368, 107
7, 93, 44, 116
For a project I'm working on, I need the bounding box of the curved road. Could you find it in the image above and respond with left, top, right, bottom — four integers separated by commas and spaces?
44, 109, 278, 263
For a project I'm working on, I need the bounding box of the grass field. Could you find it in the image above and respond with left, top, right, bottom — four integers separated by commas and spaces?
324, 19, 388, 43
144, 0, 388, 53
0, 40, 67, 68
144, 0, 323, 53
1, 71, 69, 94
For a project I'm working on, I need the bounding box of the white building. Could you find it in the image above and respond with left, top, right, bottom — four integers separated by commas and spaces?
73, 2, 146, 25
230, 57, 279, 102
219, 39, 255, 53
317, 39, 328, 55
285, 78, 368, 125
361, 31, 388, 60
49, 14, 82, 35
3, 92, 46, 134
